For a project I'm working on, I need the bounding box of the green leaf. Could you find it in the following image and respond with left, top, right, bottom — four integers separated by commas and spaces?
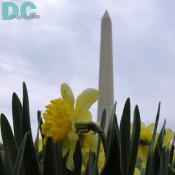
12, 92, 23, 148
100, 112, 120, 175
13, 132, 29, 175
4, 154, 12, 175
169, 165, 175, 175
55, 143, 64, 175
23, 133, 40, 175
71, 141, 82, 175
0, 153, 5, 175
152, 120, 166, 175
169, 135, 175, 165
35, 111, 42, 153
88, 152, 96, 175
22, 82, 32, 138
158, 120, 166, 153
37, 110, 44, 139
129, 105, 141, 175
120, 98, 131, 175
43, 138, 57, 175
145, 102, 160, 175
94, 110, 106, 173
100, 109, 106, 131
107, 102, 117, 145
159, 149, 170, 175
1, 113, 17, 173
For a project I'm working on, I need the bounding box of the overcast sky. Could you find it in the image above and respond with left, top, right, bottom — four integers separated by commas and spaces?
0, 0, 175, 139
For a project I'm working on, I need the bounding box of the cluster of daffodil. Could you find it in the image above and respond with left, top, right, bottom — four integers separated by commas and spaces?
134, 123, 174, 175
41, 83, 175, 175
0, 82, 175, 175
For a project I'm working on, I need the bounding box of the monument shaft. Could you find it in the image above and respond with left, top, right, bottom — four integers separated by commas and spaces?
97, 11, 114, 123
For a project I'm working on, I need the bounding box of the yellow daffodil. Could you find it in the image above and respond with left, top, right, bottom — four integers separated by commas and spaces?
34, 139, 43, 153
37, 139, 43, 152
98, 145, 105, 172
138, 123, 156, 163
140, 123, 154, 141
41, 83, 99, 170
138, 123, 174, 164
134, 168, 141, 175
80, 132, 105, 173
82, 132, 97, 153
81, 132, 97, 173
163, 128, 174, 147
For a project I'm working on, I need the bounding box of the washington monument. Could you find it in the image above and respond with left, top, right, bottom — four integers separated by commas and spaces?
97, 10, 114, 124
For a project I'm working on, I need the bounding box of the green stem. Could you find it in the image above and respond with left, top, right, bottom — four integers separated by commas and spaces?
75, 122, 107, 156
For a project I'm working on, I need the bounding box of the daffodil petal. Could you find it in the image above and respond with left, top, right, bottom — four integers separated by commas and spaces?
75, 110, 92, 123
88, 134, 97, 153
165, 129, 174, 140
66, 131, 78, 171
134, 168, 140, 175
98, 146, 105, 172
141, 122, 146, 128
163, 128, 174, 147
89, 139, 97, 153
82, 132, 97, 152
81, 148, 89, 167
37, 139, 43, 152
61, 83, 75, 109
138, 145, 149, 163
146, 123, 154, 131
75, 88, 99, 113
62, 138, 69, 157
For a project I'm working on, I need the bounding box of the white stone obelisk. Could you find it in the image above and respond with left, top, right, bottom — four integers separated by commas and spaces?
97, 10, 114, 125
